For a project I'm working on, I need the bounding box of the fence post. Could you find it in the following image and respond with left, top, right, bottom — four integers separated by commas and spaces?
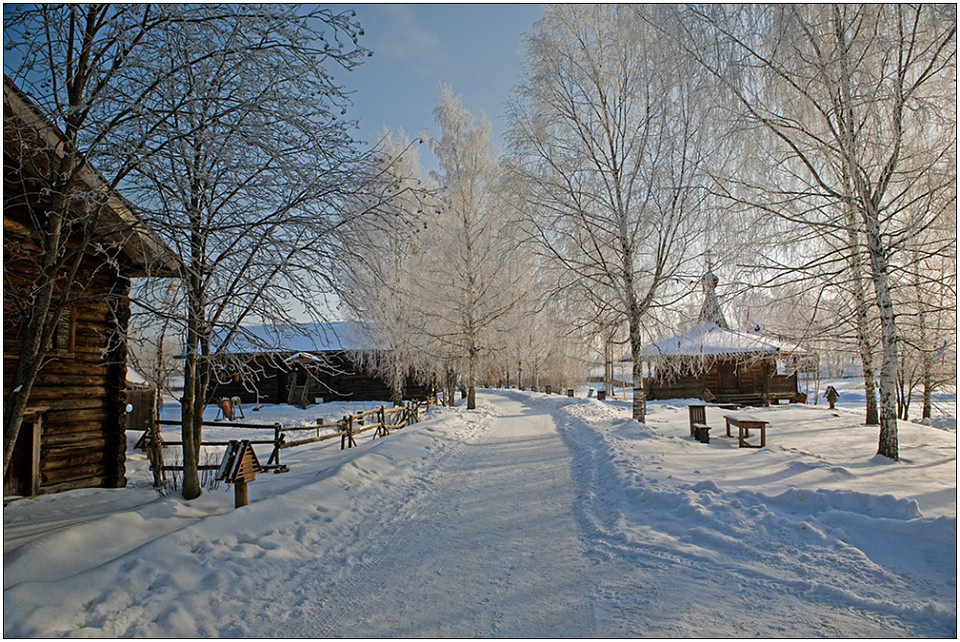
377, 406, 387, 438
148, 389, 166, 488
267, 423, 283, 468
341, 415, 356, 449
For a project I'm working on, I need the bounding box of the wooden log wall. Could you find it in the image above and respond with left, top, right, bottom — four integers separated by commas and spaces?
646, 356, 799, 402
208, 354, 289, 405
4, 198, 131, 494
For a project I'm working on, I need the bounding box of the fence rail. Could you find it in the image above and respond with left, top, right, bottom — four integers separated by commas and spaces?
138, 398, 437, 488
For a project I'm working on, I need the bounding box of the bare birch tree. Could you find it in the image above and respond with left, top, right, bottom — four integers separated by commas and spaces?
508, 5, 712, 422
422, 86, 525, 410
115, 5, 369, 499
679, 4, 956, 459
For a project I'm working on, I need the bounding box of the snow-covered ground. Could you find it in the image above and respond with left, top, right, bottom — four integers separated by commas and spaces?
3, 381, 956, 637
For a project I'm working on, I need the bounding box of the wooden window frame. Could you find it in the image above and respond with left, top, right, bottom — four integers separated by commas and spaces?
53, 308, 76, 354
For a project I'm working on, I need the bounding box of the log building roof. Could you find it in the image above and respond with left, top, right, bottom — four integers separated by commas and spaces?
3, 75, 179, 278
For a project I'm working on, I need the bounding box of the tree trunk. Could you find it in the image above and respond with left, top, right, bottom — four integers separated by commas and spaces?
922, 365, 933, 420
861, 356, 880, 425
180, 222, 204, 499
444, 366, 457, 407
896, 360, 911, 420
842, 169, 880, 426
861, 202, 900, 461
179, 326, 202, 500
467, 349, 477, 410
628, 312, 646, 423
604, 337, 615, 399
833, 4, 900, 459
391, 350, 404, 406
913, 246, 933, 421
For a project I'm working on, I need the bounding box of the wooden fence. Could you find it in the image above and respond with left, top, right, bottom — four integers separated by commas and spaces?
138, 398, 437, 488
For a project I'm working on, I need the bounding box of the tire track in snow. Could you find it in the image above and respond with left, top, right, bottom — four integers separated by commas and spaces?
550, 397, 948, 637
277, 393, 598, 638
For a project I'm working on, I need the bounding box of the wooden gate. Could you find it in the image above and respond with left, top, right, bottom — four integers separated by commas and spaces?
125, 387, 156, 435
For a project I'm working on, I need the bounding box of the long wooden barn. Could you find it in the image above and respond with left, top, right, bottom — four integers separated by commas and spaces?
3, 76, 177, 496
207, 321, 431, 406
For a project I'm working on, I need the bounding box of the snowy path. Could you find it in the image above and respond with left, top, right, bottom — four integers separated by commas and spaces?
284, 395, 598, 637
4, 394, 599, 637
3, 389, 955, 637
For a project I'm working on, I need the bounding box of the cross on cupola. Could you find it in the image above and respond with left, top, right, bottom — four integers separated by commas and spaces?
697, 256, 729, 329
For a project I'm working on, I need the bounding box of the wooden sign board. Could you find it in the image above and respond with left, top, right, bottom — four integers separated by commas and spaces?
215, 440, 262, 484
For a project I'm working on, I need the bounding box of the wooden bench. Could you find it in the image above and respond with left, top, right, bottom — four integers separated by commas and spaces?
724, 413, 768, 448
688, 404, 706, 436
688, 404, 711, 443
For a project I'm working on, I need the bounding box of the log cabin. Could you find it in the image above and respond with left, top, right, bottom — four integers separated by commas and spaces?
637, 323, 814, 405
634, 271, 816, 405
207, 321, 431, 406
3, 76, 178, 496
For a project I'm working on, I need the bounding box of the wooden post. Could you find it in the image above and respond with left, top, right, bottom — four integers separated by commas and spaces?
149, 404, 166, 489
376, 406, 387, 438
267, 423, 283, 467
235, 479, 249, 508
341, 416, 356, 449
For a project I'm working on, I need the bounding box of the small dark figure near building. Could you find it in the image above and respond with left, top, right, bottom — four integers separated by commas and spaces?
824, 386, 840, 409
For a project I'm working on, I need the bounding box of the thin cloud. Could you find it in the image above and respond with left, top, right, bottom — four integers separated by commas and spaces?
374, 6, 442, 63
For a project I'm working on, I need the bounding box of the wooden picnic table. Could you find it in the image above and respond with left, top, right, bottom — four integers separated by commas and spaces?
724, 412, 768, 448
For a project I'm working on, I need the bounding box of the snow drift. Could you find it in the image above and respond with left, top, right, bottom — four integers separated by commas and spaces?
3, 388, 956, 637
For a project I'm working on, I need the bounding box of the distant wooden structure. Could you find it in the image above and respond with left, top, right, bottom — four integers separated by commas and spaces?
3, 76, 177, 496
640, 330, 811, 405
207, 322, 431, 406
636, 271, 816, 406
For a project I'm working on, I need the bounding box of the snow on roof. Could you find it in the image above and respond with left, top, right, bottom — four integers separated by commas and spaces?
283, 352, 326, 364
634, 322, 809, 360
221, 321, 380, 355
126, 366, 149, 385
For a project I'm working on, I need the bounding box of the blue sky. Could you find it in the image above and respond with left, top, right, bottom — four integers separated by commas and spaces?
331, 4, 544, 175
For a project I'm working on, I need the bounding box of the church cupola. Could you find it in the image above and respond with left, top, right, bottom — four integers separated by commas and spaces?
697, 270, 729, 329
